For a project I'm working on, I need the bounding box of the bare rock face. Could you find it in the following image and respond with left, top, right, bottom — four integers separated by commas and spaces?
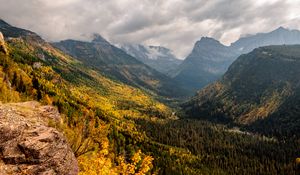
0, 31, 8, 54
0, 101, 78, 175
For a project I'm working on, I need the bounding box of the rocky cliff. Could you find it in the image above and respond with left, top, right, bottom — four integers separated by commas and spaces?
0, 101, 78, 175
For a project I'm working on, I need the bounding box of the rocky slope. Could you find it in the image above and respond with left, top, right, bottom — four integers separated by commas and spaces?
182, 45, 300, 137
0, 101, 78, 175
173, 27, 300, 94
120, 44, 182, 75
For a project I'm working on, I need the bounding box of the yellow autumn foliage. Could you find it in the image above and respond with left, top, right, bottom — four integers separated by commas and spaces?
78, 139, 154, 175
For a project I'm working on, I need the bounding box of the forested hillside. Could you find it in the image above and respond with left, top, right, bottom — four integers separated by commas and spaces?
53, 36, 187, 98
182, 45, 300, 137
0, 20, 170, 174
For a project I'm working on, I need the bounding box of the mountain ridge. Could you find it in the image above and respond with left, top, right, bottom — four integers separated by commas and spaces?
53, 36, 187, 98
173, 27, 300, 94
172, 36, 238, 94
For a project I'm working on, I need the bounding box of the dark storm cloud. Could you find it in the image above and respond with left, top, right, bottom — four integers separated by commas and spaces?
0, 0, 299, 58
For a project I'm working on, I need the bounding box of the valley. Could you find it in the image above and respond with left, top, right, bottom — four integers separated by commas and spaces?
0, 10, 300, 175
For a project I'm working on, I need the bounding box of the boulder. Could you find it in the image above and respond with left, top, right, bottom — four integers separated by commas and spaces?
0, 101, 78, 175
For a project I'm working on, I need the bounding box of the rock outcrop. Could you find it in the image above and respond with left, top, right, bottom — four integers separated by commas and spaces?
0, 101, 78, 175
0, 31, 8, 54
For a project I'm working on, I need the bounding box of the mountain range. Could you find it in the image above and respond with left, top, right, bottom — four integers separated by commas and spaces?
173, 27, 300, 94
53, 35, 186, 98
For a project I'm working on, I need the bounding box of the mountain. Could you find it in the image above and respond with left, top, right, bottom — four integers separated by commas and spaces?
231, 27, 300, 53
0, 19, 44, 43
182, 45, 300, 137
53, 36, 186, 98
173, 27, 300, 94
172, 37, 238, 93
119, 44, 182, 75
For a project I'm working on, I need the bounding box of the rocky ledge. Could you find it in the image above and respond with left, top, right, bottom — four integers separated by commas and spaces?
0, 101, 78, 175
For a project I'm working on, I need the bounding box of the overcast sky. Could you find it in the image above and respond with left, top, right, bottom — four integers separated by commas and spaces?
0, 0, 300, 58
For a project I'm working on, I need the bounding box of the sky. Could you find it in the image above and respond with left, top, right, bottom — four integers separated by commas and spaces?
0, 0, 300, 59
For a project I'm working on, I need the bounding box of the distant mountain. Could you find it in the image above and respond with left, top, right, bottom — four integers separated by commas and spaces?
173, 27, 300, 94
182, 45, 300, 137
231, 27, 300, 54
53, 35, 186, 97
119, 44, 182, 75
172, 37, 238, 93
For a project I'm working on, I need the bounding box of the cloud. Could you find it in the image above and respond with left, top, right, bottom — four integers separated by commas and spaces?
0, 0, 299, 58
